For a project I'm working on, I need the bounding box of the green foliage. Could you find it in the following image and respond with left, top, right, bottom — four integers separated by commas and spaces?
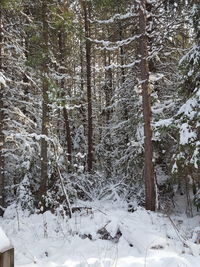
48, 81, 63, 105
92, 0, 129, 16
92, 0, 123, 9
179, 3, 200, 96
2, 0, 22, 10
171, 87, 200, 180
172, 3, 200, 179
179, 45, 200, 96
51, 6, 75, 31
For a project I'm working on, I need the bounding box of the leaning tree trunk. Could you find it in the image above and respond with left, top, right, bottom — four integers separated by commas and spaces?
82, 0, 93, 173
0, 7, 5, 215
39, 0, 49, 199
139, 0, 156, 211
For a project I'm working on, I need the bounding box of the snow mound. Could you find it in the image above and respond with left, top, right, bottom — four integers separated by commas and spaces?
0, 226, 11, 252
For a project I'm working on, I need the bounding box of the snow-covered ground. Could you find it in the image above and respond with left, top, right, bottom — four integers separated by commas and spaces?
0, 226, 11, 252
0, 201, 200, 267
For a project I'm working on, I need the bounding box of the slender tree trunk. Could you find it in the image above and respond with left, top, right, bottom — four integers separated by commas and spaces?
58, 30, 72, 165
80, 41, 84, 92
139, 0, 156, 211
82, 1, 93, 172
63, 107, 72, 164
104, 51, 113, 123
0, 7, 5, 215
118, 22, 125, 84
104, 50, 113, 178
39, 0, 49, 199
118, 17, 129, 144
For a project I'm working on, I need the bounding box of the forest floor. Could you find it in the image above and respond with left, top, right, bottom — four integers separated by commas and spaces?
1, 199, 200, 267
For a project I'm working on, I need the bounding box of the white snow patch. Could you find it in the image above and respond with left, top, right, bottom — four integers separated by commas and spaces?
1, 202, 200, 266
0, 72, 6, 87
177, 88, 199, 120
0, 226, 11, 252
154, 118, 172, 128
180, 123, 196, 145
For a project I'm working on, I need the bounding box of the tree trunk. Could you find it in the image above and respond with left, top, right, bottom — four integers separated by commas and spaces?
39, 0, 49, 199
118, 17, 129, 144
118, 21, 125, 84
82, 1, 93, 173
80, 40, 84, 92
103, 51, 113, 178
58, 29, 72, 165
0, 7, 5, 216
63, 107, 72, 164
139, 0, 156, 211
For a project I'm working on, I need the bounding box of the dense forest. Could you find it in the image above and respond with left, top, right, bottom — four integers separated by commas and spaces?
0, 0, 200, 266
0, 0, 199, 216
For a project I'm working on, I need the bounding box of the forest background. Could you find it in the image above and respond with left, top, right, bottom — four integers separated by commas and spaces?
0, 0, 199, 217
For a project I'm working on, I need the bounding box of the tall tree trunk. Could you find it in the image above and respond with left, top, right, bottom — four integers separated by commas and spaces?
0, 7, 5, 215
139, 0, 156, 211
80, 40, 84, 92
104, 51, 113, 123
118, 16, 129, 144
58, 30, 72, 165
118, 22, 125, 84
63, 107, 72, 164
104, 50, 113, 178
39, 0, 49, 199
82, 1, 93, 172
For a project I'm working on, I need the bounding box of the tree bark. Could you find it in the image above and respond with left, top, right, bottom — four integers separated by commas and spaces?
139, 0, 156, 211
80, 40, 84, 92
58, 29, 72, 165
118, 21, 125, 84
117, 16, 129, 144
104, 51, 113, 123
39, 0, 49, 199
63, 107, 72, 164
82, 1, 93, 173
103, 51, 113, 178
0, 7, 5, 216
